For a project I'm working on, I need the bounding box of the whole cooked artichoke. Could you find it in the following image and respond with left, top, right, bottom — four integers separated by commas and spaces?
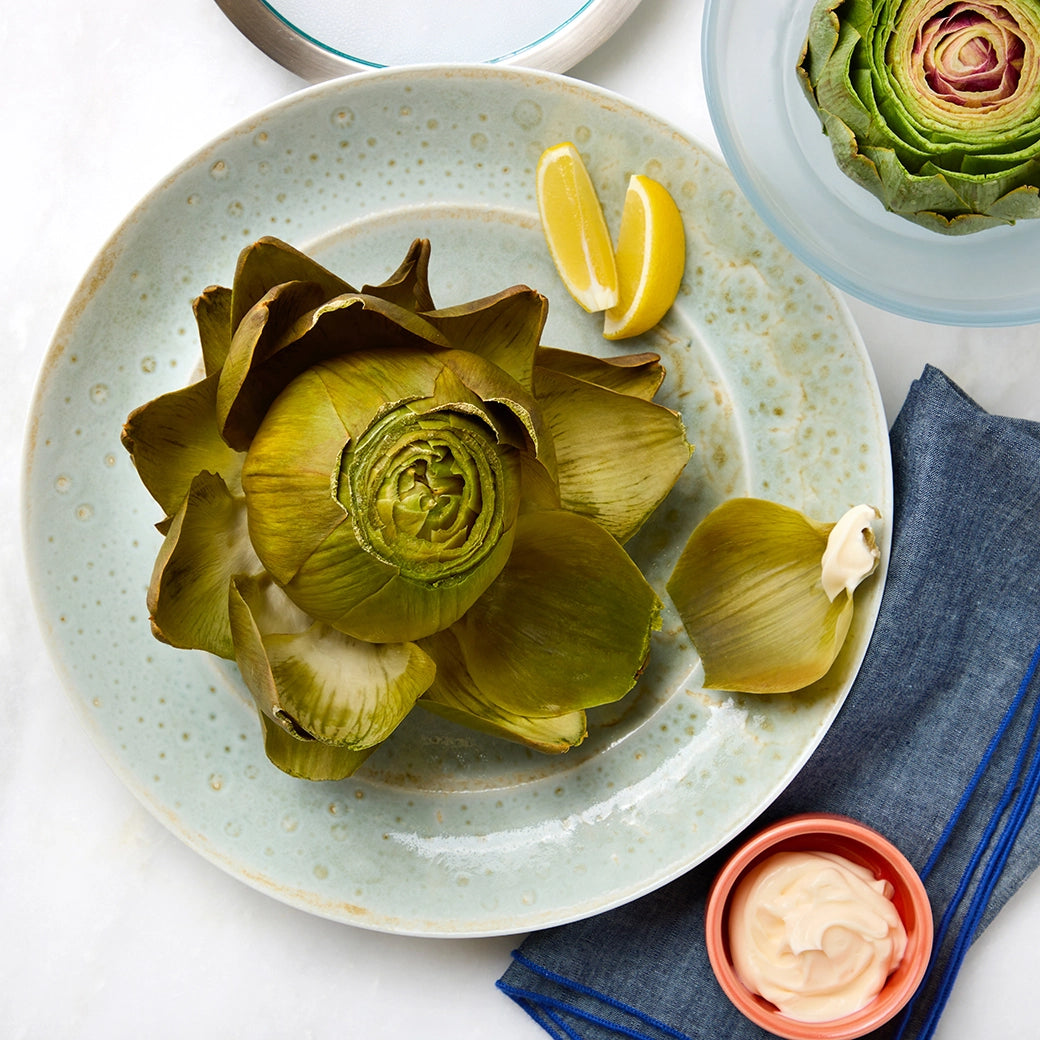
799, 0, 1040, 233
122, 237, 692, 780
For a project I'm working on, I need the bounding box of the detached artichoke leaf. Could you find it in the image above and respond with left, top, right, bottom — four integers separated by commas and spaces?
451, 509, 661, 717
532, 366, 693, 543
535, 346, 666, 401
122, 373, 243, 518
423, 286, 548, 393
148, 471, 261, 660
667, 498, 879, 694
259, 711, 379, 781
361, 238, 435, 313
193, 285, 233, 377
230, 236, 354, 330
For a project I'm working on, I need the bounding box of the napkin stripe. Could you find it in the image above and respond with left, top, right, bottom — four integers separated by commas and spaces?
498, 953, 695, 1040
894, 635, 1040, 1040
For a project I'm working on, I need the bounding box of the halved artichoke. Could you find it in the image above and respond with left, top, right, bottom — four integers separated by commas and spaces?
799, 0, 1040, 233
122, 237, 693, 779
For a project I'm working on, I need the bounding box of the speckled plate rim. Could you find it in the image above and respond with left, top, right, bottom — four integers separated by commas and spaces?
215, 0, 645, 79
22, 65, 893, 937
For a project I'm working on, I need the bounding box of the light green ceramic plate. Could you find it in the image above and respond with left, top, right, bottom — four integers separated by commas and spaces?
24, 66, 892, 937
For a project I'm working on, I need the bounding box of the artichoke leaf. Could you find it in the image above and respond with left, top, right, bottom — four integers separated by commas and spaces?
193, 285, 233, 377
313, 347, 497, 446
240, 365, 355, 585
230, 236, 354, 330
535, 346, 666, 401
361, 237, 435, 313
517, 453, 562, 514
532, 366, 693, 543
423, 286, 548, 392
148, 471, 261, 659
309, 500, 519, 644
666, 498, 877, 694
420, 629, 587, 752
262, 623, 435, 749
228, 573, 312, 722
259, 711, 378, 781
438, 348, 555, 466
217, 279, 341, 451
987, 180, 1040, 220
122, 372, 243, 516
220, 293, 453, 453
452, 509, 661, 717
229, 570, 434, 750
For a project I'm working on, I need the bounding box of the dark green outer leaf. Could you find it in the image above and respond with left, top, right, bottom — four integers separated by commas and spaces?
193, 285, 233, 377
535, 346, 666, 401
230, 236, 354, 330
217, 280, 330, 450
361, 238, 435, 313
122, 372, 243, 517
147, 471, 261, 660
423, 286, 548, 393
218, 290, 450, 451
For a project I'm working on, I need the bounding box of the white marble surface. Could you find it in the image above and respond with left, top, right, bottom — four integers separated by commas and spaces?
2, 1, 1038, 1037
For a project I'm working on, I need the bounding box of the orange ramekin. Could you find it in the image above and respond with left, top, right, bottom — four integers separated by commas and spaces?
705, 813, 934, 1040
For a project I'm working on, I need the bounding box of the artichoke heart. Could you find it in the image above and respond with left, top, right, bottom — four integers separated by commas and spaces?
798, 0, 1040, 233
667, 499, 881, 694
123, 236, 694, 779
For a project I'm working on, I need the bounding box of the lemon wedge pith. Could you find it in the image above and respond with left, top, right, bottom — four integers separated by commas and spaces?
603, 174, 686, 341
536, 142, 619, 313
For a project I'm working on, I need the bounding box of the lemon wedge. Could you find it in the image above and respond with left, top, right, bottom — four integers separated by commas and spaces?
536, 142, 619, 313
603, 175, 685, 341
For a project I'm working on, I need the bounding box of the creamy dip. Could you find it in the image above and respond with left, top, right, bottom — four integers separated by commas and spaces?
728, 850, 907, 1023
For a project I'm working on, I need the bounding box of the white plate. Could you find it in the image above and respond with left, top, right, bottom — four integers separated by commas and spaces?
702, 0, 1040, 327
215, 0, 644, 78
24, 65, 891, 936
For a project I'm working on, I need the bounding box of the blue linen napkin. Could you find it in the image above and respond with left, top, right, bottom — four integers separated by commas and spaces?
497, 366, 1040, 1040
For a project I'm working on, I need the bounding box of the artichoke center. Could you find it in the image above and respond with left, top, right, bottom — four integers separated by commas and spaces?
340, 407, 509, 580
914, 3, 1025, 107
391, 444, 477, 543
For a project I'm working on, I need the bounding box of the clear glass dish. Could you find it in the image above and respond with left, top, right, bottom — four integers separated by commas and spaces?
702, 0, 1040, 327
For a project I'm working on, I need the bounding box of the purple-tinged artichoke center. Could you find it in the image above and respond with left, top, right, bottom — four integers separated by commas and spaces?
916, 3, 1025, 106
